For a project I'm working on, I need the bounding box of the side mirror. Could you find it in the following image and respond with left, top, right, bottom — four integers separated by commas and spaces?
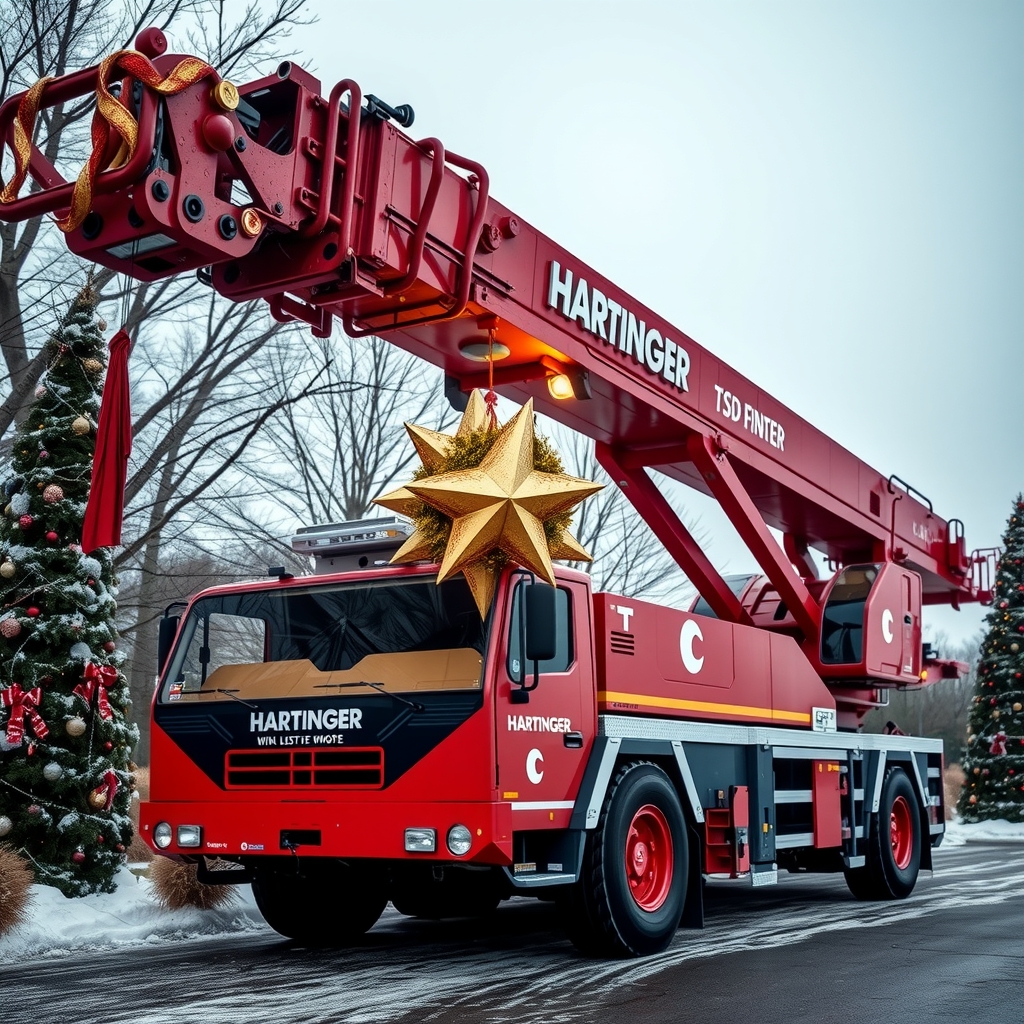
525, 584, 557, 662
157, 615, 180, 675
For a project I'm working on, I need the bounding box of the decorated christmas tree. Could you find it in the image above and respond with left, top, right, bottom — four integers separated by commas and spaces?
0, 286, 137, 896
959, 494, 1024, 822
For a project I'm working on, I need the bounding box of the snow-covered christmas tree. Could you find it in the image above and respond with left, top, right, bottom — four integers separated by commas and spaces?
0, 286, 137, 896
959, 493, 1024, 822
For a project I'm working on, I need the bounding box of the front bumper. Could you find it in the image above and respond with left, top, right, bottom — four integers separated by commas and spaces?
139, 799, 514, 864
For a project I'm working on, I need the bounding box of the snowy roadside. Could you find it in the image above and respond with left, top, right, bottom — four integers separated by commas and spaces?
3, 818, 1023, 963
0, 866, 269, 963
940, 817, 1024, 847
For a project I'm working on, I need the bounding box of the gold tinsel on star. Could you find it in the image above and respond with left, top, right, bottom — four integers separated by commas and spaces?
374, 391, 602, 616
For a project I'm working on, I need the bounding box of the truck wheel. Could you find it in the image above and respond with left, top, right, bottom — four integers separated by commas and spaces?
252, 860, 387, 943
563, 762, 687, 957
844, 767, 922, 901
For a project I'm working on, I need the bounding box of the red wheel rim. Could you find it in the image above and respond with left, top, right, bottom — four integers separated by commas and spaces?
625, 803, 673, 912
890, 795, 913, 870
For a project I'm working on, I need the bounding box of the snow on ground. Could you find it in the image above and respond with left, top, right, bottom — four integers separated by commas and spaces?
941, 817, 1024, 847
2, 817, 1023, 962
0, 866, 269, 963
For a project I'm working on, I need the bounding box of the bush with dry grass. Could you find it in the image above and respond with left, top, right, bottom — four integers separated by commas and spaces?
0, 846, 34, 936
944, 764, 966, 820
149, 857, 237, 911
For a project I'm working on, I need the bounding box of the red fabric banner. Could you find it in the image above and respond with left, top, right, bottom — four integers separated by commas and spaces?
82, 328, 132, 553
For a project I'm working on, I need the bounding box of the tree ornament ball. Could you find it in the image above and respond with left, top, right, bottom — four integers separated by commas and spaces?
973, 766, 981, 775
0, 815, 11, 837
0, 560, 14, 579
72, 849, 86, 865
103, 641, 116, 653
1001, 600, 1009, 609
0, 618, 22, 639
26, 607, 40, 618
969, 794, 978, 805
993, 709, 1001, 719
97, 319, 107, 332
43, 762, 63, 782
83, 357, 103, 374
19, 514, 33, 530
87, 788, 107, 810
104, 741, 113, 751
116, 843, 125, 853
97, 835, 104, 844
43, 484, 64, 504
34, 384, 47, 399
27, 804, 41, 816
1015, 703, 1023, 713
39, 450, 48, 460
45, 531, 59, 543
71, 416, 91, 436
66, 717, 87, 737
1013, 643, 1020, 654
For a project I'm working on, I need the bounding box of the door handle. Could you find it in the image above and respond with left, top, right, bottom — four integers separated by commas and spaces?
564, 731, 584, 748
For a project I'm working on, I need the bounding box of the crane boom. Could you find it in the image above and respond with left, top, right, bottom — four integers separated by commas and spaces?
0, 36, 990, 674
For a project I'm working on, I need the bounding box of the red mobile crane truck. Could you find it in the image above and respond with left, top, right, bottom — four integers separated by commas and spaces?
0, 28, 996, 956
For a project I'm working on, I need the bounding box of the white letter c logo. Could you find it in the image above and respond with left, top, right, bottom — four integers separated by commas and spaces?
680, 619, 705, 674
526, 748, 544, 784
881, 609, 894, 644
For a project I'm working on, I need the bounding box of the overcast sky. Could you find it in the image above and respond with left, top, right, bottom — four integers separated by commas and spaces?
287, 1, 1020, 644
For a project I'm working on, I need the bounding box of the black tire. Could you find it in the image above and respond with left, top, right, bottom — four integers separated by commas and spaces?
562, 762, 688, 957
844, 767, 922, 901
252, 859, 387, 943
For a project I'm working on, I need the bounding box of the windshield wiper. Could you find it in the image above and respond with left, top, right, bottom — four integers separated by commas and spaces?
314, 680, 424, 712
211, 688, 258, 709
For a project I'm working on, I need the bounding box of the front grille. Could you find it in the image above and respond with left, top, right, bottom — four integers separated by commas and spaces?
610, 630, 635, 655
225, 747, 383, 789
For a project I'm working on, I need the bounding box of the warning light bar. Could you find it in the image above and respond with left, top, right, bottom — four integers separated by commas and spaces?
290, 517, 415, 571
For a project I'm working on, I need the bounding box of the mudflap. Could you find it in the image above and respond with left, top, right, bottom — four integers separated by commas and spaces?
680, 822, 704, 928
196, 856, 253, 885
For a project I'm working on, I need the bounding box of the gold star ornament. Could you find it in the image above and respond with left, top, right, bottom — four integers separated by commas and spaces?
374, 393, 603, 616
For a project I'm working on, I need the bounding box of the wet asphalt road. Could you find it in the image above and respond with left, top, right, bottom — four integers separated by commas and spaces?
3, 842, 1021, 1024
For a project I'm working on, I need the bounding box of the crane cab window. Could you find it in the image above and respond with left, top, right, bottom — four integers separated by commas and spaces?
820, 565, 879, 664
507, 584, 574, 676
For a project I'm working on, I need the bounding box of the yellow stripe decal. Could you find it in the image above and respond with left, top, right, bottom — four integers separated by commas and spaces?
598, 691, 812, 725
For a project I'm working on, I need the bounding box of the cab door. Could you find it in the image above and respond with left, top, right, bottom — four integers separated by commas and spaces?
494, 576, 594, 829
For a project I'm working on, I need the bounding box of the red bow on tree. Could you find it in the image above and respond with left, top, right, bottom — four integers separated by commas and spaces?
73, 663, 117, 721
991, 731, 1008, 756
1, 684, 48, 745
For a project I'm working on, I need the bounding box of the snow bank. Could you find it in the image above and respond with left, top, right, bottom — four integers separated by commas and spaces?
941, 818, 1024, 847
0, 866, 268, 962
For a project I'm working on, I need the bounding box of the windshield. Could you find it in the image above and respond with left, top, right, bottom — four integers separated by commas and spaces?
160, 575, 486, 703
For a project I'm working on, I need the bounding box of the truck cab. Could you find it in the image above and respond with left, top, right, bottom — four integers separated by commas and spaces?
142, 518, 597, 936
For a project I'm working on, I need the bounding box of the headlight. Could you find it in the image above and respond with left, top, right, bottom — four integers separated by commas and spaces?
446, 824, 472, 857
177, 824, 202, 848
404, 827, 436, 853
153, 821, 172, 849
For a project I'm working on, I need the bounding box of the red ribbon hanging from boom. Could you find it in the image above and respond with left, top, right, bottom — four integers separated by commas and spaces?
81, 329, 132, 553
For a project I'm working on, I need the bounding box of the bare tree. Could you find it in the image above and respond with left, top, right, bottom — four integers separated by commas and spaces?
215, 333, 456, 577
0, 0, 311, 440
546, 425, 698, 601
2, 1, 319, 762
864, 630, 982, 758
